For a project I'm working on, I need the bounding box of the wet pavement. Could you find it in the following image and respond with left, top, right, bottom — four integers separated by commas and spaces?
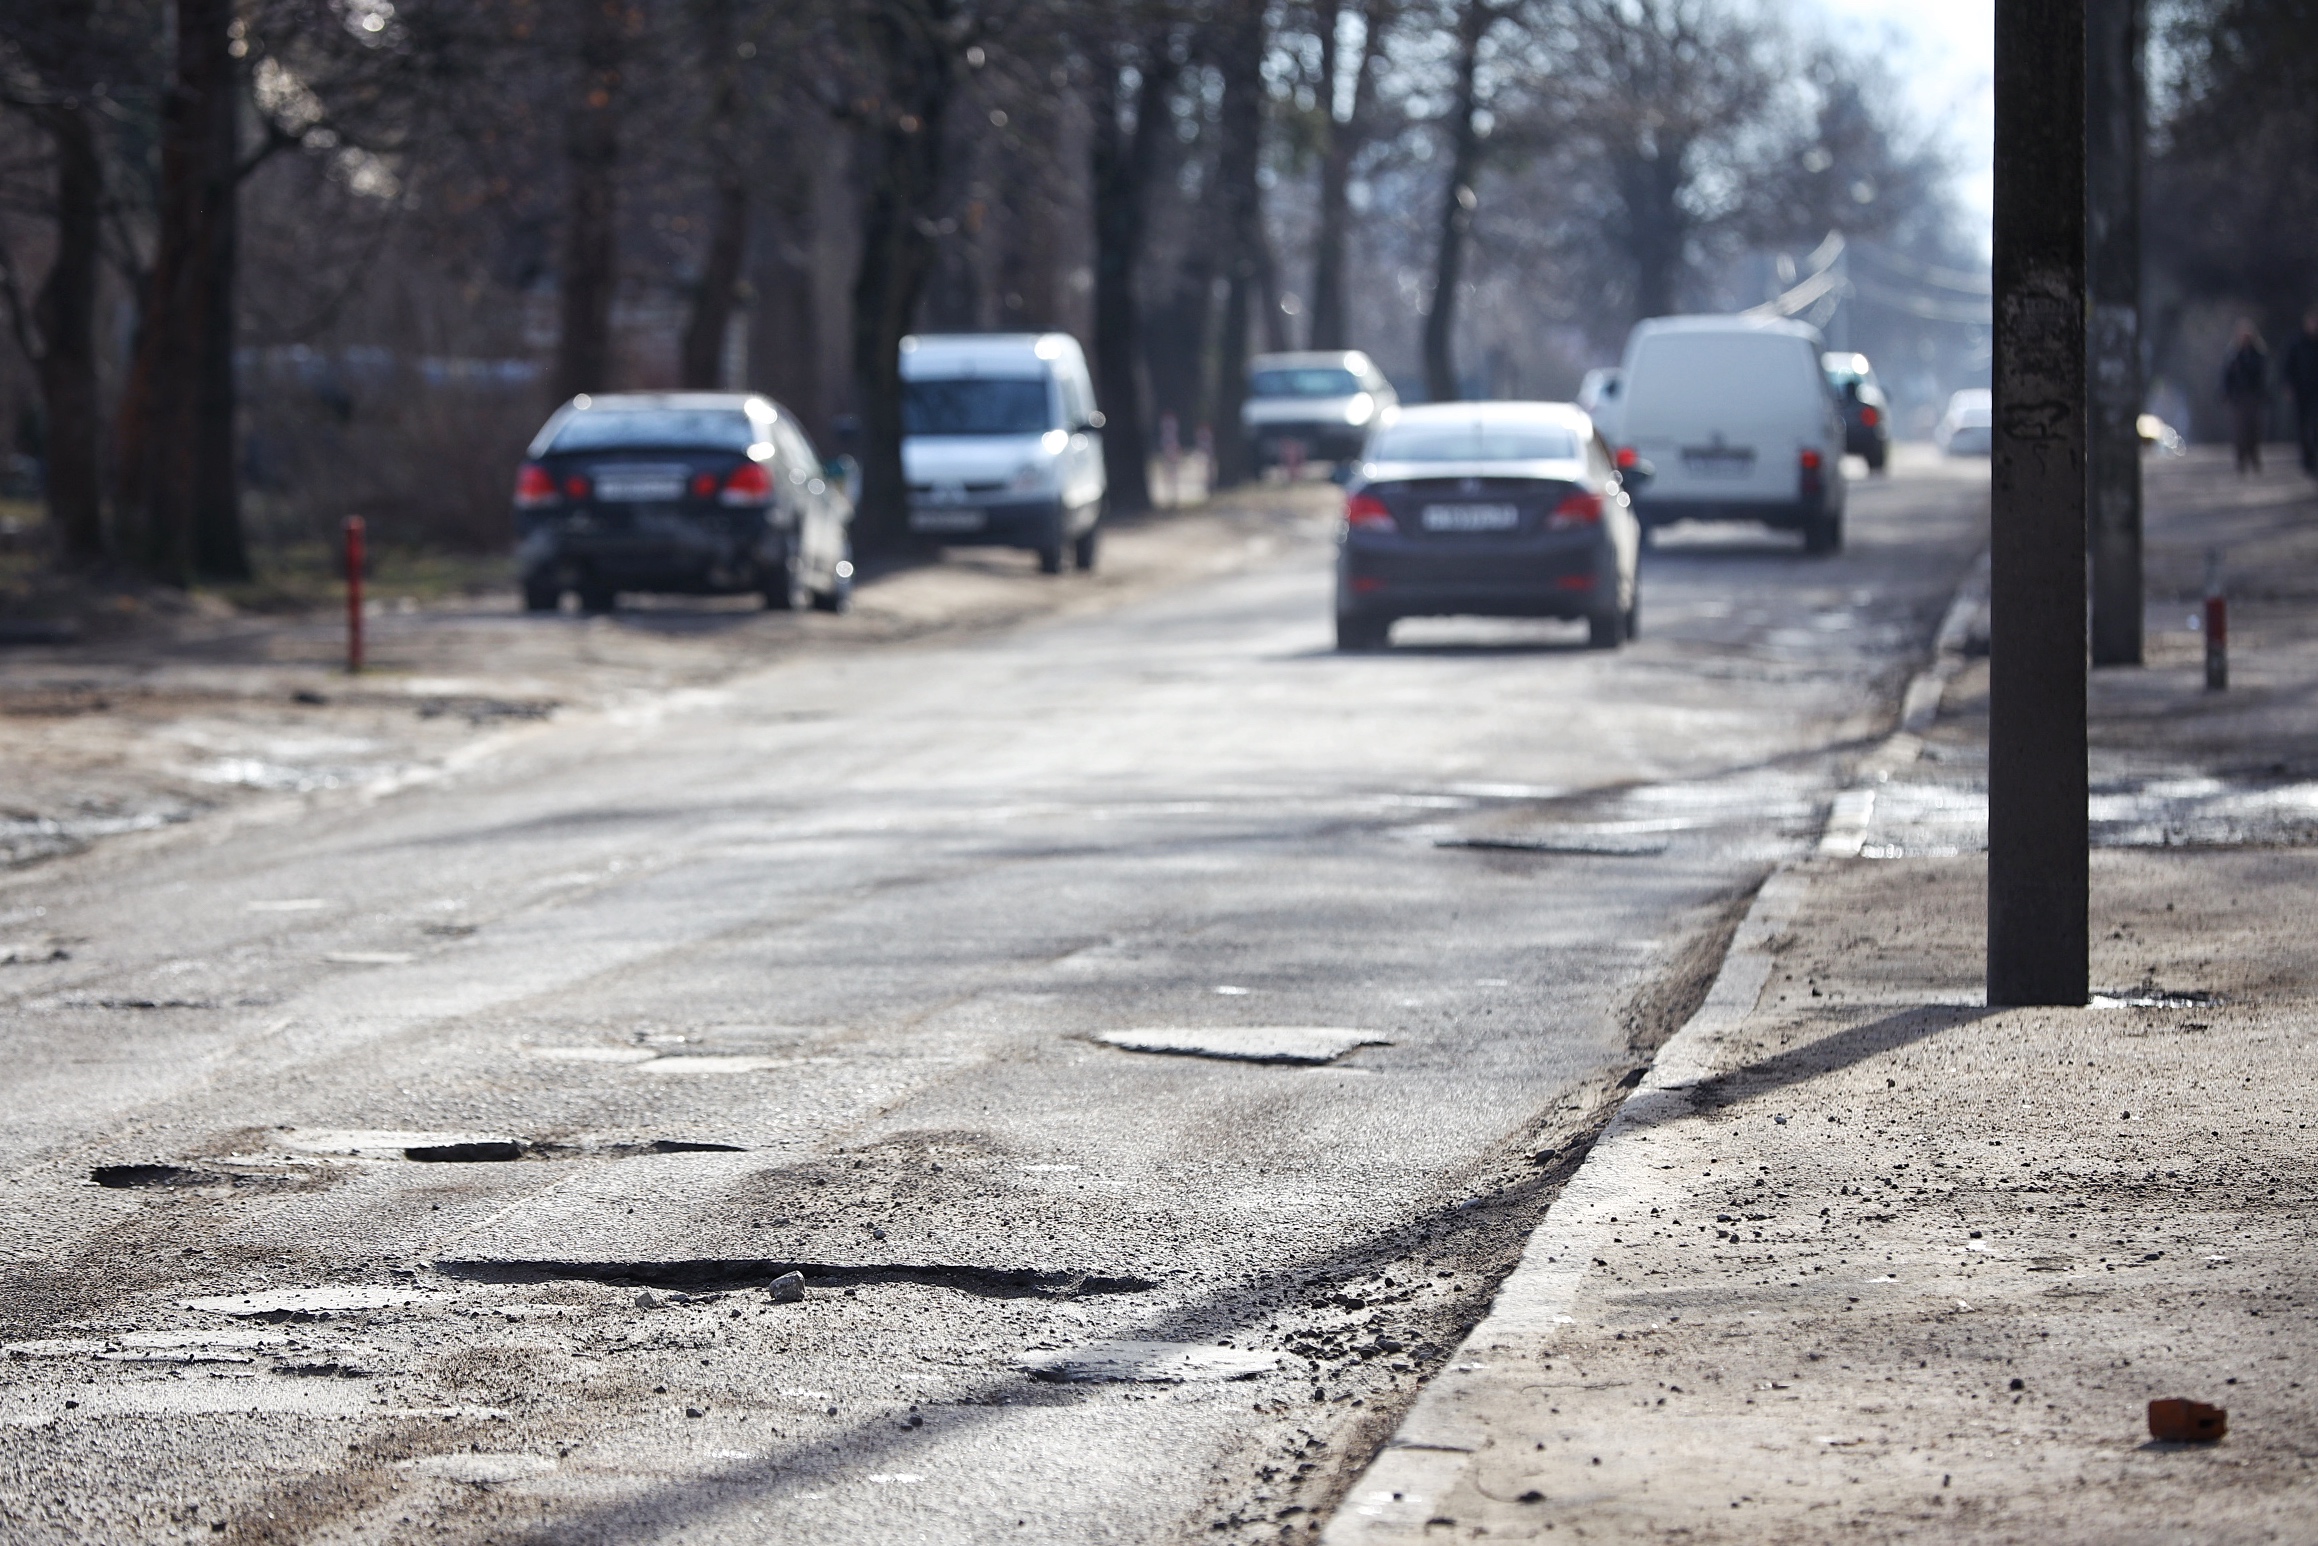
1, 454, 1987, 1544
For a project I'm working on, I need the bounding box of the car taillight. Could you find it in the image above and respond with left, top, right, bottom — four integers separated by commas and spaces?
1800, 449, 1823, 470
1860, 406, 1880, 428
720, 461, 774, 506
514, 463, 560, 508
690, 471, 720, 499
1615, 446, 1639, 470
1549, 491, 1603, 528
1800, 448, 1823, 496
562, 472, 591, 500
1345, 492, 1395, 531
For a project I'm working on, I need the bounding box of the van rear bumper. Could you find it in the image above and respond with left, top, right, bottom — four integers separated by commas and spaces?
1635, 494, 1823, 531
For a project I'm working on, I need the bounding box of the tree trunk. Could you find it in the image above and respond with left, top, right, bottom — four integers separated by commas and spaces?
680, 0, 746, 390
1210, 0, 1267, 488
748, 125, 824, 438
120, 0, 235, 585
556, 0, 624, 400
1089, 32, 1177, 517
1619, 140, 1688, 321
1308, 0, 1387, 351
193, 33, 247, 584
847, 0, 955, 553
33, 97, 106, 563
1422, 0, 1491, 403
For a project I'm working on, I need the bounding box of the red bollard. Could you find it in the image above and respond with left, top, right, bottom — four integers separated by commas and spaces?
2204, 547, 2226, 692
344, 515, 366, 675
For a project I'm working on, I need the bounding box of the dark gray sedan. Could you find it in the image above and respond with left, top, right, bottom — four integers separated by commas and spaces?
515, 392, 853, 614
1334, 402, 1643, 651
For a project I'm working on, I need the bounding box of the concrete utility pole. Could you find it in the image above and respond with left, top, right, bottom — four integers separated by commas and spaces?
2088, 0, 2146, 667
1988, 0, 2090, 1007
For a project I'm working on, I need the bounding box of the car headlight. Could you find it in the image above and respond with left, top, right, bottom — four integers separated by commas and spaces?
1009, 462, 1050, 493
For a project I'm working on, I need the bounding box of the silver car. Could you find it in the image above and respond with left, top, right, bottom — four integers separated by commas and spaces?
1242, 350, 1397, 469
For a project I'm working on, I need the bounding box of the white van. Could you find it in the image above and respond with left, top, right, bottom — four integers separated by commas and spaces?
901, 332, 1107, 572
1614, 315, 1848, 553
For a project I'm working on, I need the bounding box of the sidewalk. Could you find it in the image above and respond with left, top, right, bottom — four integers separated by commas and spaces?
1326, 449, 2318, 1543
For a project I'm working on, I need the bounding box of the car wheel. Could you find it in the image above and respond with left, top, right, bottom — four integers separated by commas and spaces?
522, 577, 561, 614
1586, 607, 1624, 650
1867, 446, 1888, 474
577, 579, 616, 614
812, 546, 854, 614
764, 555, 809, 611
1803, 510, 1843, 556
1336, 609, 1389, 652
1036, 521, 1066, 574
1073, 522, 1100, 572
1624, 589, 1640, 641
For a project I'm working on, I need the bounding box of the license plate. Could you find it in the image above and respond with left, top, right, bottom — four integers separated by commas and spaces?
1680, 446, 1756, 478
911, 508, 987, 533
593, 472, 687, 501
1421, 503, 1520, 531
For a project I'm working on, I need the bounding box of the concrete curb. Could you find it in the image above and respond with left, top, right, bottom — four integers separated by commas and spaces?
1320, 866, 1813, 1543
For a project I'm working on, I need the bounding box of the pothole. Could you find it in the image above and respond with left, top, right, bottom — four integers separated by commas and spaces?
1437, 831, 1671, 857
1096, 1027, 1388, 1066
1019, 1340, 1282, 1383
433, 1259, 1156, 1300
404, 1141, 524, 1163
2091, 988, 2219, 1009
92, 1164, 223, 1189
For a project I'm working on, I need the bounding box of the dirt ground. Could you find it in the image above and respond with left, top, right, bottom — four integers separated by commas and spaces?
0, 485, 1333, 877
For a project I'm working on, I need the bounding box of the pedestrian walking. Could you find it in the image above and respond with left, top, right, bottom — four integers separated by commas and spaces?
2283, 307, 2318, 478
2221, 320, 2269, 474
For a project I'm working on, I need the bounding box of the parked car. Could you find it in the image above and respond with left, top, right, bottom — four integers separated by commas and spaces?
1935, 389, 1994, 456
902, 332, 1106, 573
514, 392, 852, 614
1243, 350, 1396, 469
1334, 401, 1643, 652
1822, 351, 1891, 472
1576, 367, 1624, 442
1615, 314, 1849, 554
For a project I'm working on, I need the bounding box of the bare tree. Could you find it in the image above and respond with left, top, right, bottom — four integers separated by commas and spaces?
1088, 11, 1181, 515
679, 0, 747, 389
1307, 0, 1391, 351
1209, 0, 1267, 487
1420, 0, 1504, 400
554, 0, 629, 400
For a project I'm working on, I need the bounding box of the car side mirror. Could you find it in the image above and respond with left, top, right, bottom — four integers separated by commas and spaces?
1621, 461, 1655, 490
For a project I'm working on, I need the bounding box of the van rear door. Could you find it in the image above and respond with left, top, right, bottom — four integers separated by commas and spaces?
1621, 331, 1822, 506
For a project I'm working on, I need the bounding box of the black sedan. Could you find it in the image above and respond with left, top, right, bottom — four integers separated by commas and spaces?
514, 392, 853, 614
1335, 402, 1643, 651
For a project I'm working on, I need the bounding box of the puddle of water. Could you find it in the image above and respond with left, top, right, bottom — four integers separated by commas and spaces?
186, 1285, 436, 1321
276, 1128, 510, 1160
1098, 1026, 1387, 1066
1019, 1340, 1282, 1383
323, 951, 415, 966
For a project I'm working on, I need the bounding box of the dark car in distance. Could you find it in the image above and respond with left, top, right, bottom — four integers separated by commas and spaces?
1335, 402, 1643, 651
1822, 352, 1891, 472
514, 392, 853, 614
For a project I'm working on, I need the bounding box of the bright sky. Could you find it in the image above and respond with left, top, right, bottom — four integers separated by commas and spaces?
1804, 0, 1995, 251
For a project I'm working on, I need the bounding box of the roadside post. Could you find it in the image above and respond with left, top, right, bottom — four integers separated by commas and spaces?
344, 515, 366, 676
2088, 0, 2146, 667
1987, 0, 2090, 1006
2205, 548, 2228, 690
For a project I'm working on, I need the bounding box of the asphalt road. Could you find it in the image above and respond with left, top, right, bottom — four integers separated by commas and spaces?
1, 453, 1986, 1545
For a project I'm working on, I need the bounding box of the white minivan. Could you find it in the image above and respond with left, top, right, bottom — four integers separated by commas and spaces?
901, 332, 1107, 573
1614, 315, 1849, 553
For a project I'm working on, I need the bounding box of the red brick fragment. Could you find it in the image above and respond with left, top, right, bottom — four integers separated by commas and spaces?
2147, 1398, 2227, 1443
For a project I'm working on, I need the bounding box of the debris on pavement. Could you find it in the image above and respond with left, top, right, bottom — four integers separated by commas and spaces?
2148, 1398, 2228, 1443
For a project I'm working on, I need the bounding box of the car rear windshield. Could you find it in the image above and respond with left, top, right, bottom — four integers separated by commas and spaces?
1250, 368, 1363, 398
548, 409, 758, 453
904, 378, 1051, 436
1367, 422, 1581, 462
1625, 334, 1822, 423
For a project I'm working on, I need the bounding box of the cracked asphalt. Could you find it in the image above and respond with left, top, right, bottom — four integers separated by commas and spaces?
2, 453, 1985, 1544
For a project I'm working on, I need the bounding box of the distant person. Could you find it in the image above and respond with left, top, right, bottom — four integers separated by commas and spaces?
2284, 306, 2318, 478
2221, 319, 2268, 474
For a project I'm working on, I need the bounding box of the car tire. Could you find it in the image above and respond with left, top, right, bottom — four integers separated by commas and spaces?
1586, 607, 1624, 650
1073, 522, 1100, 572
522, 577, 561, 614
1036, 520, 1066, 574
577, 579, 616, 615
1335, 609, 1389, 652
1803, 509, 1843, 556
1637, 518, 1658, 553
812, 544, 854, 614
764, 555, 809, 611
1867, 446, 1888, 474
1624, 589, 1640, 641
